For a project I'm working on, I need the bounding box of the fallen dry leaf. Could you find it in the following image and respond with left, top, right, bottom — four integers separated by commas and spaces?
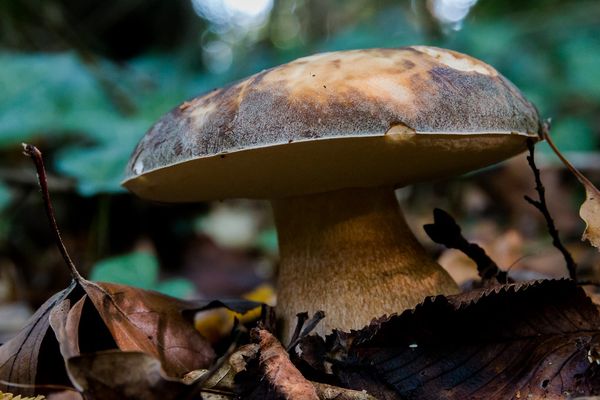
0, 276, 260, 394
49, 298, 84, 361
306, 280, 600, 400
544, 130, 600, 250
67, 351, 189, 400
0, 282, 76, 395
79, 280, 216, 377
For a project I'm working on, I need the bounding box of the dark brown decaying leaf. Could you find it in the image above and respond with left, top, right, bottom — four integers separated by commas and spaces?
67, 351, 190, 400
302, 280, 600, 400
0, 281, 77, 395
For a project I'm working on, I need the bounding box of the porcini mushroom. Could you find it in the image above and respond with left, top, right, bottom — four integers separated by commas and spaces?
122, 46, 540, 340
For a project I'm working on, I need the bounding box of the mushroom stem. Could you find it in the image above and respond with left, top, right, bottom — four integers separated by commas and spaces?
271, 187, 459, 341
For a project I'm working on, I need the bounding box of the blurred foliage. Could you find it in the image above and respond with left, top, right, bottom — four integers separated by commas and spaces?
0, 184, 12, 213
0, 0, 599, 304
1, 0, 598, 196
90, 251, 196, 298
0, 51, 225, 195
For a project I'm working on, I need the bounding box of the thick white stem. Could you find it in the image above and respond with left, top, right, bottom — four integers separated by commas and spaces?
271, 187, 459, 342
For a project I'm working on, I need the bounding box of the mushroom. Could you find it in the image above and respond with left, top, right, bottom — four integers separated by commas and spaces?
122, 46, 540, 340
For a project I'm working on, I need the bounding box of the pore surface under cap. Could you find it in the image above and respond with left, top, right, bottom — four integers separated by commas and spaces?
123, 46, 540, 201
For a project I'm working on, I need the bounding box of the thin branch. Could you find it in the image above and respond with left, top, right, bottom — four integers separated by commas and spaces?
524, 137, 577, 280
424, 208, 507, 285
21, 143, 83, 282
287, 312, 309, 351
287, 311, 325, 352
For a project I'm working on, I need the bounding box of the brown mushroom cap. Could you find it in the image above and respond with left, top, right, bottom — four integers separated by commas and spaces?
123, 46, 540, 201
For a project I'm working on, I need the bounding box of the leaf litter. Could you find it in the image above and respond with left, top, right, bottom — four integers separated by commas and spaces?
3, 137, 600, 399
0, 145, 259, 398
295, 280, 600, 400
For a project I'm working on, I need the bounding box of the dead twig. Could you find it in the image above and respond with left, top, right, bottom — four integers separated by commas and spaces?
424, 208, 507, 285
287, 311, 325, 352
524, 136, 578, 280
287, 312, 309, 351
22, 143, 83, 282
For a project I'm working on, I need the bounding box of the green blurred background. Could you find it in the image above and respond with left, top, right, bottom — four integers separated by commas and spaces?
0, 0, 599, 338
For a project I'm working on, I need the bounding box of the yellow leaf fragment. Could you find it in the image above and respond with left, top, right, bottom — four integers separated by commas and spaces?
544, 130, 600, 249
195, 284, 276, 344
0, 391, 45, 400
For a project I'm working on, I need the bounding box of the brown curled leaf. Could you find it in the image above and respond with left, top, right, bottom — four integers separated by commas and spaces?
79, 280, 216, 378
256, 329, 318, 400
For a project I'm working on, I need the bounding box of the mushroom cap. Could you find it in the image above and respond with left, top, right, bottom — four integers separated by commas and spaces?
123, 46, 540, 202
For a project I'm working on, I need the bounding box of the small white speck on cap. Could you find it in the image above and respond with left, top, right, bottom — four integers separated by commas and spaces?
134, 159, 144, 175
409, 343, 418, 348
